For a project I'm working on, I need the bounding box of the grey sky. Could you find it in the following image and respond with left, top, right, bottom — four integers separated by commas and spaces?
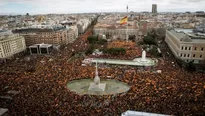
0, 0, 204, 14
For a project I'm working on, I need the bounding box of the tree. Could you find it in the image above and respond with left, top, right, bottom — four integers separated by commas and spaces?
129, 35, 136, 42
149, 45, 159, 57
89, 44, 95, 50
137, 41, 144, 46
85, 49, 93, 55
147, 28, 157, 39
26, 13, 29, 16
85, 44, 95, 55
143, 36, 157, 45
176, 58, 184, 67
87, 35, 98, 44
199, 59, 205, 71
97, 39, 107, 45
186, 61, 196, 72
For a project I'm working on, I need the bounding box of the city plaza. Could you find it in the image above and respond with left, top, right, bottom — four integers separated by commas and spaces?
1, 32, 204, 115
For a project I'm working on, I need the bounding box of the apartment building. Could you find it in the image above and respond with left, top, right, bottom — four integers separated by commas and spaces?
0, 34, 26, 59
68, 25, 78, 43
61, 22, 79, 43
77, 19, 91, 35
12, 25, 77, 46
165, 29, 205, 63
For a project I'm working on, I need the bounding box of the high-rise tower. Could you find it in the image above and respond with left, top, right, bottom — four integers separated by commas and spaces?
152, 4, 157, 14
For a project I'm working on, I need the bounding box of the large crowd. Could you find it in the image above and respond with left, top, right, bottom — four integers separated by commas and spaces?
0, 25, 205, 116
89, 40, 142, 60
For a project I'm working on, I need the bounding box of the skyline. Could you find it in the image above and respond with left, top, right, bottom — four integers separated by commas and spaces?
0, 0, 205, 15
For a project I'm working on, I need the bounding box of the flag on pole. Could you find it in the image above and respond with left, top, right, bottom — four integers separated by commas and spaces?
120, 16, 128, 25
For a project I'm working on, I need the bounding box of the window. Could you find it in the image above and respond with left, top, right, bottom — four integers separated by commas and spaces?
185, 47, 187, 50
200, 55, 202, 58
181, 46, 183, 50
188, 54, 190, 57
189, 47, 191, 50
193, 54, 195, 57
184, 54, 186, 57
180, 54, 182, 57
201, 47, 204, 51
195, 47, 197, 50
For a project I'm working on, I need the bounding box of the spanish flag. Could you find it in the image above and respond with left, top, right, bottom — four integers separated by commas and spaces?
120, 16, 128, 25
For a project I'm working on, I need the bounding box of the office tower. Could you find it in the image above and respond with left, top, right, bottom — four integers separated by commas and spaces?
152, 4, 157, 14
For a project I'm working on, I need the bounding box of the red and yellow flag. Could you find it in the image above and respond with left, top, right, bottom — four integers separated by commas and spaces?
120, 16, 128, 25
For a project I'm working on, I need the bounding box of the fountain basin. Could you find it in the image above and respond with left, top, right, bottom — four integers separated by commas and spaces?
67, 79, 130, 95
133, 58, 155, 65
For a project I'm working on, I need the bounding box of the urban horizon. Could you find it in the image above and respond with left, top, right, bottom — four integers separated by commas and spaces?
0, 11, 205, 16
0, 0, 205, 15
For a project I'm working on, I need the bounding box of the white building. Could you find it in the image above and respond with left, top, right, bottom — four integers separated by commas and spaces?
77, 19, 92, 34
0, 33, 26, 59
165, 29, 205, 63
67, 25, 78, 43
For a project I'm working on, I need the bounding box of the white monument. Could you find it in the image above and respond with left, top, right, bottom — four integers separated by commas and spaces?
133, 50, 148, 62
141, 50, 147, 62
88, 62, 106, 91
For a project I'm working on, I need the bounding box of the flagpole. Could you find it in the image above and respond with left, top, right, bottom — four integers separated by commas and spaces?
126, 5, 128, 42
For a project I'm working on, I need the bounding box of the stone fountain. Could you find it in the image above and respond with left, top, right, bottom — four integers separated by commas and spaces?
88, 62, 106, 91
67, 61, 130, 95
133, 50, 149, 63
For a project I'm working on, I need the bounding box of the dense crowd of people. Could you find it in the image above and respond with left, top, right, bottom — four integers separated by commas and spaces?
0, 25, 205, 116
89, 41, 142, 60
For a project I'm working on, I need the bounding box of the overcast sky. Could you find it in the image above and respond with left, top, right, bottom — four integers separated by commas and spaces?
0, 0, 205, 14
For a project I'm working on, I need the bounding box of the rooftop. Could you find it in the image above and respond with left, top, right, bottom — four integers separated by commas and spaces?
0, 30, 13, 36
175, 28, 193, 33
29, 43, 52, 48
94, 22, 138, 29
168, 29, 205, 43
12, 25, 66, 33
0, 34, 22, 42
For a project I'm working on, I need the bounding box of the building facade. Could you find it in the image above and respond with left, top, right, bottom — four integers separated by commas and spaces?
77, 19, 92, 35
68, 25, 78, 43
0, 34, 26, 59
93, 21, 145, 41
94, 28, 139, 40
12, 25, 78, 46
165, 29, 205, 63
